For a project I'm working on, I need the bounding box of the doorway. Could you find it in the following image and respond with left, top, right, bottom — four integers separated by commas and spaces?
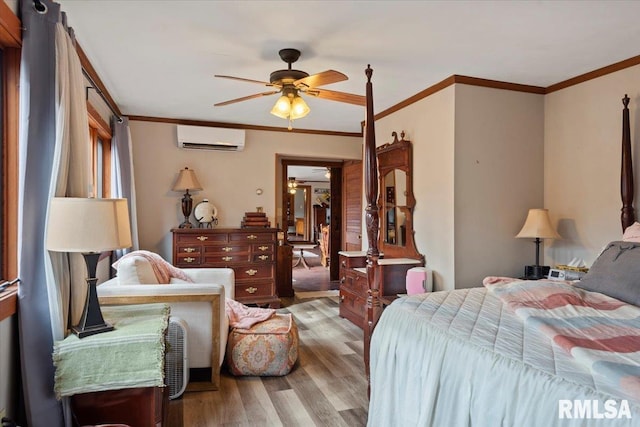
280, 158, 343, 286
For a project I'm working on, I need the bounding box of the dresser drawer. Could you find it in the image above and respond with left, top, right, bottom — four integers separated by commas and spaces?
349, 270, 369, 296
175, 253, 201, 267
253, 243, 275, 253
203, 253, 251, 264
205, 244, 251, 255
232, 264, 274, 282
339, 254, 367, 270
252, 253, 274, 262
175, 232, 227, 245
339, 287, 364, 329
175, 244, 202, 255
235, 281, 273, 299
230, 232, 275, 243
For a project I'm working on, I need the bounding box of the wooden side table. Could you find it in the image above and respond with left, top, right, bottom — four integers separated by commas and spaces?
292, 244, 317, 269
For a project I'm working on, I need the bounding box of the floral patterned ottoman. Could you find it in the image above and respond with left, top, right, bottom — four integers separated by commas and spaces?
226, 313, 299, 376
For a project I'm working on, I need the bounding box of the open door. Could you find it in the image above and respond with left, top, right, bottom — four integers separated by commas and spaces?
342, 160, 363, 251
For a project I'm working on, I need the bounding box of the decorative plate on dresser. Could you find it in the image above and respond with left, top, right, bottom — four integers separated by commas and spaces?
193, 199, 218, 228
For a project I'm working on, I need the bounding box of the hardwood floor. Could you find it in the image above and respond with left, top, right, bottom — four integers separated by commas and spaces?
168, 296, 368, 427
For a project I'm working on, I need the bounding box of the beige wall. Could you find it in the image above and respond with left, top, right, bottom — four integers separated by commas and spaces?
544, 64, 640, 267
454, 84, 544, 287
373, 86, 456, 291
369, 84, 544, 291
129, 121, 361, 261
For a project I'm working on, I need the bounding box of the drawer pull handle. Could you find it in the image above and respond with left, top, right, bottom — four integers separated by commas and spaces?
183, 247, 196, 253
197, 236, 208, 241
246, 286, 258, 294
340, 277, 345, 284
222, 247, 233, 252
184, 257, 195, 263
340, 295, 345, 302
245, 269, 258, 276
258, 255, 269, 261
247, 234, 258, 240
258, 245, 269, 251
222, 256, 233, 262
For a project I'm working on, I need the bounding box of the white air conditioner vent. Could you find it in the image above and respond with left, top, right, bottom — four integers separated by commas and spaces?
165, 316, 189, 400
177, 125, 245, 151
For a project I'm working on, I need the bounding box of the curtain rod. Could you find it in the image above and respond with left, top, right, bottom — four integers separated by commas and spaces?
33, 0, 123, 123
83, 69, 123, 123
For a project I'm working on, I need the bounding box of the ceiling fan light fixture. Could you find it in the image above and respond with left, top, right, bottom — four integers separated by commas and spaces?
270, 95, 292, 119
290, 95, 310, 120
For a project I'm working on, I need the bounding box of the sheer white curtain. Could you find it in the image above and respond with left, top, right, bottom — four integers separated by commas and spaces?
45, 23, 91, 340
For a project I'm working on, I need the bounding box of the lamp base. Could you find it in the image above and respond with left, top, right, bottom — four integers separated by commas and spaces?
73, 253, 114, 338
72, 322, 114, 339
178, 218, 193, 229
523, 265, 550, 280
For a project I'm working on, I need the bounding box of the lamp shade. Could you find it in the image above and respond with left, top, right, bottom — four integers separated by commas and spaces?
46, 198, 132, 252
172, 167, 203, 192
515, 208, 560, 239
270, 95, 292, 119
290, 95, 310, 119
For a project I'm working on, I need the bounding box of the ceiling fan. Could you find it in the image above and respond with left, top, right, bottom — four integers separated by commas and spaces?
214, 48, 365, 129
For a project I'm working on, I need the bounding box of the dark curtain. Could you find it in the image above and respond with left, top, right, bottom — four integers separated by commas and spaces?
17, 0, 65, 425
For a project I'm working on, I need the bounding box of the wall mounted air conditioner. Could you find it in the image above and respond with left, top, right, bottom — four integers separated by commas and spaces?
165, 316, 189, 400
177, 125, 245, 151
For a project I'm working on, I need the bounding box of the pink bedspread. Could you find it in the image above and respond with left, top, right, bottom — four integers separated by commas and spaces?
483, 277, 640, 403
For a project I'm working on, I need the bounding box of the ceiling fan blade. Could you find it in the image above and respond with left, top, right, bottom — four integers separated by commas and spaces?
214, 90, 280, 107
305, 88, 365, 106
294, 70, 348, 89
214, 74, 280, 87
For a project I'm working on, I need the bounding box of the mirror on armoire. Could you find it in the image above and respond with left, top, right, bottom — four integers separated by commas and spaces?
377, 131, 422, 260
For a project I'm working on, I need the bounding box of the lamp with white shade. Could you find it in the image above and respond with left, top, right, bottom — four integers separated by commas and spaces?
516, 208, 561, 279
46, 198, 132, 338
172, 167, 203, 228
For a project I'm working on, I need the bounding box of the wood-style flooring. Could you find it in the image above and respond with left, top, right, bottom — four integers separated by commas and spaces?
167, 296, 369, 427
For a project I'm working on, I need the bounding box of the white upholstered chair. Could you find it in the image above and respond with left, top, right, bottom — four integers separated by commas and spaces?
97, 254, 234, 391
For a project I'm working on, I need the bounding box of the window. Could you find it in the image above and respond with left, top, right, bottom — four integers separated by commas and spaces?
88, 103, 112, 198
0, 2, 22, 320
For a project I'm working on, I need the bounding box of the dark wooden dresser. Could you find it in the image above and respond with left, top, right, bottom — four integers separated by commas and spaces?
172, 228, 280, 307
339, 251, 422, 329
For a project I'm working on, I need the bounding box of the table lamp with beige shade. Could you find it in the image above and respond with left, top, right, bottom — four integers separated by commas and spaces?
516, 208, 561, 280
46, 198, 132, 338
172, 167, 203, 228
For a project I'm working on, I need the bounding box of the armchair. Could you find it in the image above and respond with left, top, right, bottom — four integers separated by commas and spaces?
97, 254, 234, 391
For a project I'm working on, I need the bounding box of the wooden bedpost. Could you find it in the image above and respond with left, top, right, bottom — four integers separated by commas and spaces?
363, 64, 381, 393
621, 94, 635, 231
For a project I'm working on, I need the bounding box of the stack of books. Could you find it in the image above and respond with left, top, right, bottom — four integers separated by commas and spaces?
241, 212, 270, 228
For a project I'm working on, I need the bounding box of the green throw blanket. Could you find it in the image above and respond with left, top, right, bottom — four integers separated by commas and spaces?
52, 303, 169, 398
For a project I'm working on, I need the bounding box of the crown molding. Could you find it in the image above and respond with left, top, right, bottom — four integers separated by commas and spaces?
128, 115, 363, 138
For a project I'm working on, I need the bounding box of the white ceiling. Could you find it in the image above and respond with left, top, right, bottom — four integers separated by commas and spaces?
288, 165, 330, 183
58, 0, 640, 134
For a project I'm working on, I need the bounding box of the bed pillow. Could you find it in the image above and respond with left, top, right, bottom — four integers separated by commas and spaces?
575, 241, 640, 306
622, 221, 640, 242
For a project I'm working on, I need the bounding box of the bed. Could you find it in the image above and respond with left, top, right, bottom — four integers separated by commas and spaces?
360, 69, 640, 426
